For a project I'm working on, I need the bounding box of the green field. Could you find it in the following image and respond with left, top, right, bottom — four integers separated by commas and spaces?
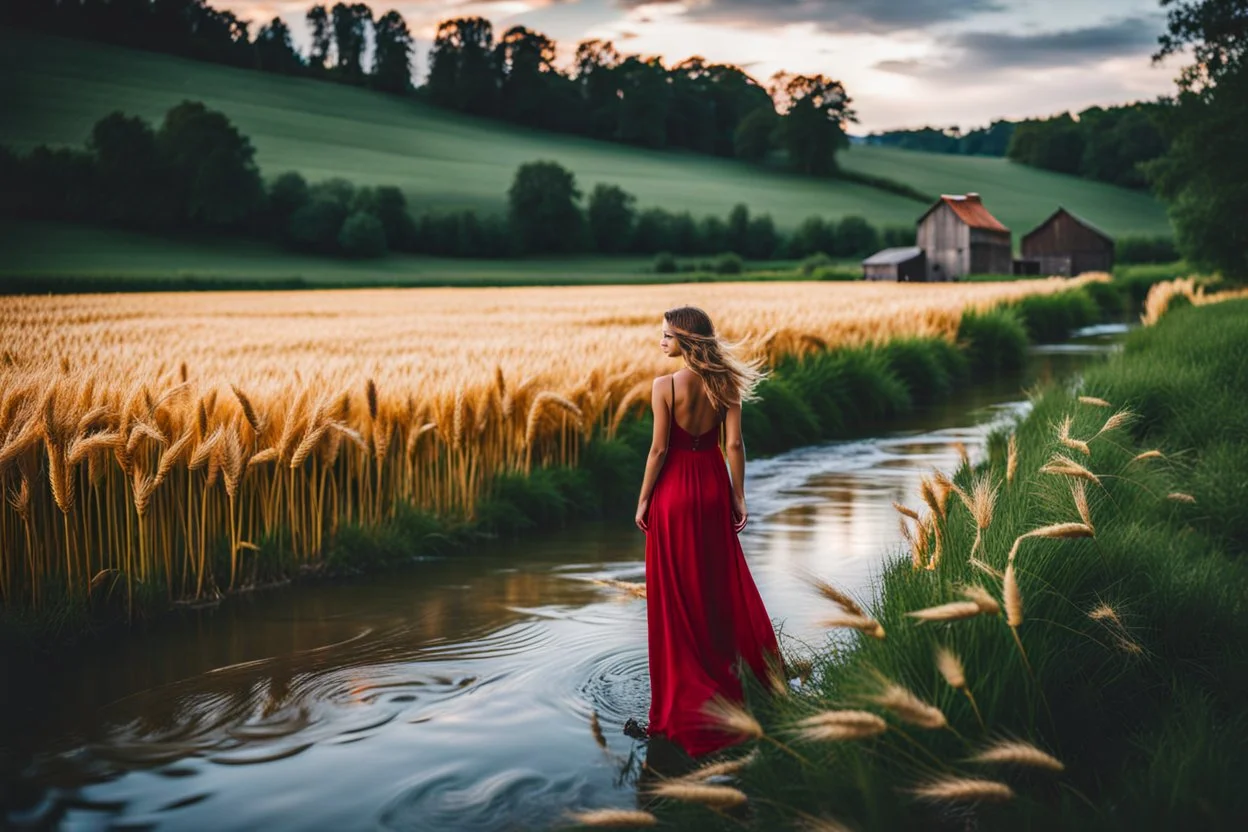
1, 31, 1172, 243
0, 221, 846, 288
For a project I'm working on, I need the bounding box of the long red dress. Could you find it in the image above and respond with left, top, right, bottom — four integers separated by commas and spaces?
645, 381, 781, 757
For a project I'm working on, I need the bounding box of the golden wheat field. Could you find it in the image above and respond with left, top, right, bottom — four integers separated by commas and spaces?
0, 277, 1104, 611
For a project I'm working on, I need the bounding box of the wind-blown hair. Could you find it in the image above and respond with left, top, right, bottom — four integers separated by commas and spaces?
664, 306, 765, 410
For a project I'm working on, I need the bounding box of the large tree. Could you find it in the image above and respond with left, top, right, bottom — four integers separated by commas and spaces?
495, 26, 558, 127
771, 73, 855, 176
1148, 0, 1248, 279
88, 111, 170, 228
306, 5, 333, 70
372, 10, 414, 93
574, 39, 622, 140
508, 160, 582, 253
254, 17, 304, 75
157, 100, 264, 228
426, 17, 498, 115
615, 56, 671, 148
331, 2, 373, 83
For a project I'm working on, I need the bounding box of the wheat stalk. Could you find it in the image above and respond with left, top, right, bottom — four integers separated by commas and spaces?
650, 781, 749, 807
1039, 453, 1102, 486
819, 614, 886, 639
807, 576, 867, 617
702, 696, 764, 740
678, 750, 758, 781
566, 808, 658, 827
1057, 415, 1090, 456
969, 739, 1064, 771
906, 601, 984, 623
960, 584, 1001, 615
870, 683, 946, 729
912, 776, 1015, 803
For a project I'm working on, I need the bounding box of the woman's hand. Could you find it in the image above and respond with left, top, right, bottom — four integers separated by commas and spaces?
635, 498, 650, 532
731, 493, 748, 533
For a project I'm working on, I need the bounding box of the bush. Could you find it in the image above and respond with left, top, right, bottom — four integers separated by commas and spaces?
287, 197, 348, 254
653, 252, 678, 274
338, 210, 388, 258
814, 266, 856, 281
881, 338, 968, 405
1116, 234, 1180, 264
632, 207, 676, 254
697, 215, 728, 255
587, 183, 637, 254
745, 215, 780, 260
834, 215, 880, 258
268, 171, 309, 237
800, 252, 834, 276
1083, 278, 1127, 319
956, 306, 1029, 374
787, 216, 835, 258
881, 225, 915, 248
1013, 288, 1100, 342
712, 252, 744, 275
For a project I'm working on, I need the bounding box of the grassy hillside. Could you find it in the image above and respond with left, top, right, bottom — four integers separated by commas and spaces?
1, 31, 1171, 240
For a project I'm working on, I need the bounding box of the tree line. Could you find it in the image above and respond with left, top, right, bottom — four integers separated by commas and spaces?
866, 102, 1170, 192
1005, 103, 1169, 189
0, 103, 908, 262
864, 121, 1017, 157
4, 1, 856, 176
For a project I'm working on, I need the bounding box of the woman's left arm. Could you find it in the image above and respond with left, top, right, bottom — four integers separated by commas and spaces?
635, 377, 672, 532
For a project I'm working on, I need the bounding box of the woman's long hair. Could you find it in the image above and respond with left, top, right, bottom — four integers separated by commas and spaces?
664, 306, 765, 410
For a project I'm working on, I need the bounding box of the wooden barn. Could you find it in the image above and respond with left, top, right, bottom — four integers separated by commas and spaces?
862, 246, 926, 281
916, 193, 1012, 280
1021, 207, 1115, 277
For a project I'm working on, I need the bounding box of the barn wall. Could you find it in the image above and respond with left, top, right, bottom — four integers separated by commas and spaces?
917, 204, 968, 281
1022, 211, 1115, 276
969, 228, 1013, 275
864, 264, 897, 281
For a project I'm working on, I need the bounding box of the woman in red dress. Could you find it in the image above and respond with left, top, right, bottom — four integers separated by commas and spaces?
627, 306, 782, 757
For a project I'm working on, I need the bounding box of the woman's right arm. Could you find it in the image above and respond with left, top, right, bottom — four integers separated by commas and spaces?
634, 377, 671, 532
724, 403, 748, 532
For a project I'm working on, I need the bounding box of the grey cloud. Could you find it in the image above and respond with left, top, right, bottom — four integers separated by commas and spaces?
615, 0, 1004, 34
874, 15, 1163, 77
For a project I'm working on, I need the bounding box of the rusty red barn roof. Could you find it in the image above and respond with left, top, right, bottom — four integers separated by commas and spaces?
917, 193, 1010, 233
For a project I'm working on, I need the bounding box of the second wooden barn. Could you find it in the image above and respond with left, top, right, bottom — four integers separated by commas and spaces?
1020, 207, 1115, 276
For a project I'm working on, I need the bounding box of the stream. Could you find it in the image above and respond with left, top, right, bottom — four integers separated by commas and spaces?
0, 325, 1126, 831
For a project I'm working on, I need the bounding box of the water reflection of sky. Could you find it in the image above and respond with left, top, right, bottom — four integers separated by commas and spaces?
2, 331, 1123, 830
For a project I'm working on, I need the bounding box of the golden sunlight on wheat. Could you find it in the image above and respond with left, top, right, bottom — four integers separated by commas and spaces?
0, 277, 1102, 610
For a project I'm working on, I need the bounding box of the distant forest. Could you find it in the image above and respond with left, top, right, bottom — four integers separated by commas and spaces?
865, 102, 1170, 190
3, 0, 856, 176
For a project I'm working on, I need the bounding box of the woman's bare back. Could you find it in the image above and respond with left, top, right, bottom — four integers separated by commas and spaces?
670, 369, 721, 436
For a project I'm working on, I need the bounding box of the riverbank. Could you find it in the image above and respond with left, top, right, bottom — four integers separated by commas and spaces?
639, 298, 1248, 829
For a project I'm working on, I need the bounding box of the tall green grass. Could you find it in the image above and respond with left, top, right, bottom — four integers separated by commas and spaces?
645, 300, 1248, 829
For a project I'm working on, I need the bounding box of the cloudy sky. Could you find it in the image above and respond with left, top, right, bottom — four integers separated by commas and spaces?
223, 0, 1182, 132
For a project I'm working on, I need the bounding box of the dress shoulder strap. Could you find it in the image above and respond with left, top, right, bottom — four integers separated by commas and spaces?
669, 375, 676, 428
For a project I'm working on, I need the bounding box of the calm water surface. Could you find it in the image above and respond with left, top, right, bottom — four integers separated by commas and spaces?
1, 327, 1125, 830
